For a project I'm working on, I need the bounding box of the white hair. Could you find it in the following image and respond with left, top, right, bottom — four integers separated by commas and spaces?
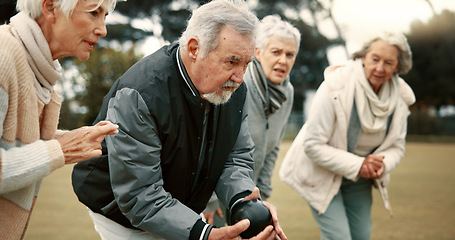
351, 31, 413, 74
16, 0, 117, 20
179, 0, 258, 57
255, 15, 301, 51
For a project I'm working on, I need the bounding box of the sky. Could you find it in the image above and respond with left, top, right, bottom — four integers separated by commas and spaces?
316, 0, 455, 65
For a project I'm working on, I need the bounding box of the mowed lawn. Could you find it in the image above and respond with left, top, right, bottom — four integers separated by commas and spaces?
24, 141, 455, 239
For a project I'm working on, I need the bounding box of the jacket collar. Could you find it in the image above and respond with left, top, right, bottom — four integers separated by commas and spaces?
176, 46, 199, 97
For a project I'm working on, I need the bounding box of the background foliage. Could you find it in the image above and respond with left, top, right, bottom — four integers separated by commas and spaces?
0, 0, 454, 135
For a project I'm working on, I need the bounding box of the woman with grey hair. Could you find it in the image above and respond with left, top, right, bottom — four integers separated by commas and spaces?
0, 0, 118, 238
280, 31, 415, 239
246, 15, 300, 200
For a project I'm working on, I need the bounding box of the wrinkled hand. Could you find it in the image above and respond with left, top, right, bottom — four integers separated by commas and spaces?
204, 207, 224, 225
214, 187, 286, 240
208, 219, 277, 240
359, 154, 385, 179
56, 121, 118, 164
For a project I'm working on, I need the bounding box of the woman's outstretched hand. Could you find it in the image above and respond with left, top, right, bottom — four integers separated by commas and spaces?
56, 121, 118, 164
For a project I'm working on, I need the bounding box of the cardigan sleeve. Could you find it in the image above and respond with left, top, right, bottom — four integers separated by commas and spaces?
0, 139, 64, 194
0, 85, 64, 194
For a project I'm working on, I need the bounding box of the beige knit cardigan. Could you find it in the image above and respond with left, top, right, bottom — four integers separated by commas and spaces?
0, 25, 65, 240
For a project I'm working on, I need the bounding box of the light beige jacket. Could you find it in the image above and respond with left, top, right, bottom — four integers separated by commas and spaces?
280, 60, 415, 214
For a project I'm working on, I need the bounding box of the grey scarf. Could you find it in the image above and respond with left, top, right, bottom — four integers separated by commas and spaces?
249, 59, 288, 117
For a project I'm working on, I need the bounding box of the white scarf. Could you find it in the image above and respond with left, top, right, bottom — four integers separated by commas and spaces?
10, 12, 62, 104
353, 59, 398, 133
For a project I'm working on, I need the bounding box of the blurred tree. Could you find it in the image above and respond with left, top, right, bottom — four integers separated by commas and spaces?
0, 0, 17, 24
424, 0, 437, 15
62, 46, 143, 127
104, 0, 202, 43
104, 0, 333, 113
57, 89, 82, 130
406, 10, 455, 110
286, 18, 331, 111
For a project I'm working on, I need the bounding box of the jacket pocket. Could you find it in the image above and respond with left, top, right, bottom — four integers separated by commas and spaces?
294, 154, 328, 189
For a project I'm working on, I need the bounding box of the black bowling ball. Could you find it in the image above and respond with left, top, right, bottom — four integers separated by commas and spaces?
229, 200, 273, 238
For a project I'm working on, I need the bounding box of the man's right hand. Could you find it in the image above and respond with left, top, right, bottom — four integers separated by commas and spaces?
208, 219, 277, 240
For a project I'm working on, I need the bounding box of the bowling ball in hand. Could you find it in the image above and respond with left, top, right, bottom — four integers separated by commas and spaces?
229, 200, 273, 238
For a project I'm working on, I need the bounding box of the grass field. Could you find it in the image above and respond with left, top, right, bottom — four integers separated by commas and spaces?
24, 141, 455, 239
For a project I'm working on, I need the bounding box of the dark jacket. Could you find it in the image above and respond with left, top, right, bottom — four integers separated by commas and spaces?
72, 43, 256, 239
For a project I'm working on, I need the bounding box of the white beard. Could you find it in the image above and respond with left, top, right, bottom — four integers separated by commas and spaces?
203, 80, 239, 105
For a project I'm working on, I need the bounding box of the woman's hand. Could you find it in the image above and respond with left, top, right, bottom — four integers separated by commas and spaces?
56, 121, 118, 164
359, 154, 385, 179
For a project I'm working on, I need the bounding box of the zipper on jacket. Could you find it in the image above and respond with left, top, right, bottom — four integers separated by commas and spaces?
191, 102, 210, 192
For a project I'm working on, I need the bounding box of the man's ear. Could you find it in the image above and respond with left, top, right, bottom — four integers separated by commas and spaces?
187, 38, 200, 62
41, 0, 57, 23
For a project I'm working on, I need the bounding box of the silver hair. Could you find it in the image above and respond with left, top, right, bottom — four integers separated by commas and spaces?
255, 15, 301, 51
179, 0, 258, 57
16, 0, 117, 20
351, 31, 413, 74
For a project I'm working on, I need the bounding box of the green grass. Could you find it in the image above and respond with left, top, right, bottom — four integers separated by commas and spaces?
24, 141, 455, 239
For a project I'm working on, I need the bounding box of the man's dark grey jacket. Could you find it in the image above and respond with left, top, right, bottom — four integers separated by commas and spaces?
72, 42, 256, 239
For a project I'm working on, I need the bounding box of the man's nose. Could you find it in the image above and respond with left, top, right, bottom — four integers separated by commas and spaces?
231, 71, 244, 83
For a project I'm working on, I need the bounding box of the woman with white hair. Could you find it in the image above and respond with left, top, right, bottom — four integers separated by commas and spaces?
245, 15, 300, 200
280, 32, 415, 239
0, 0, 118, 238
